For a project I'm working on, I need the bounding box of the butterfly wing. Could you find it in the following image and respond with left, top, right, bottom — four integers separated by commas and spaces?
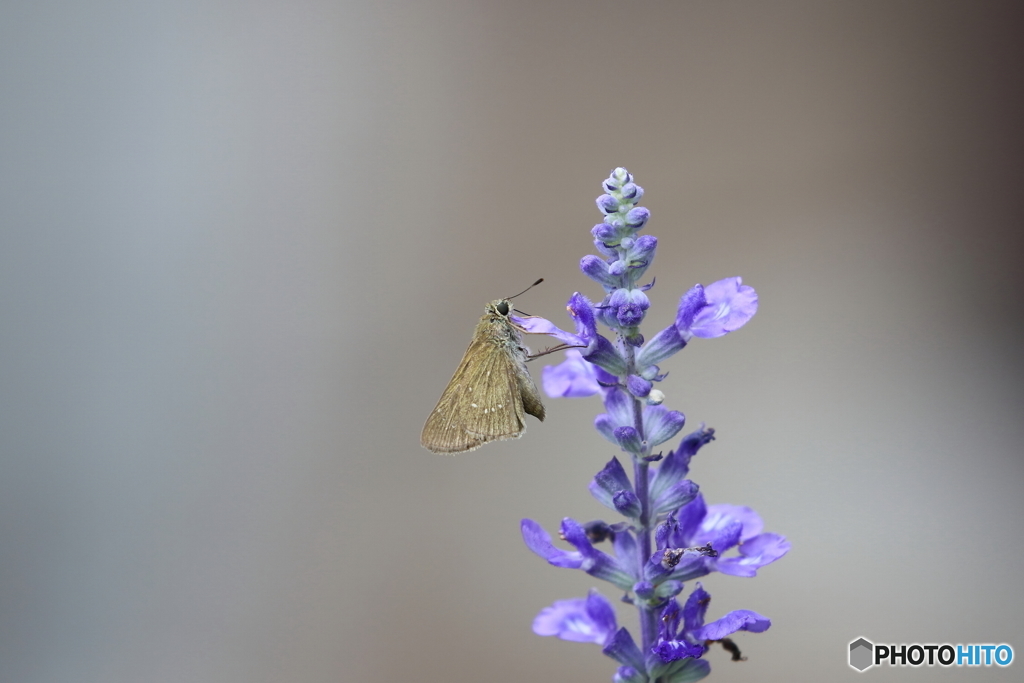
420, 335, 527, 454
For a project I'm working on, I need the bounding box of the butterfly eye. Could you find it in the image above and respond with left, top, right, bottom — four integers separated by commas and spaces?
496, 301, 510, 316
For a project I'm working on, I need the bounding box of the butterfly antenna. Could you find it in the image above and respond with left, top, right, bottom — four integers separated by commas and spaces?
506, 278, 543, 300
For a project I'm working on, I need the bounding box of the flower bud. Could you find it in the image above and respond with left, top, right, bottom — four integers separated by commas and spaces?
627, 374, 652, 399
613, 426, 643, 455
580, 255, 618, 289
596, 194, 620, 215
591, 223, 620, 248
624, 206, 650, 229
620, 183, 644, 202
629, 234, 657, 271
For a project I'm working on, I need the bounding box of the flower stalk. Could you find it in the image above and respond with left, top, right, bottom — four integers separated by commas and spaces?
519, 168, 788, 682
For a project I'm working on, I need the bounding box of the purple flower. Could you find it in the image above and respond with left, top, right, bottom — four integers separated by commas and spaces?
521, 167, 783, 682
533, 589, 618, 645
520, 518, 583, 570
525, 293, 630, 377
688, 277, 758, 339
635, 278, 759, 374
651, 582, 769, 676
660, 494, 790, 579
521, 517, 636, 590
682, 583, 771, 642
652, 590, 704, 663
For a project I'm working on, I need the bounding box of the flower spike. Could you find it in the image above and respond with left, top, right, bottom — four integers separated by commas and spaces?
520, 168, 785, 682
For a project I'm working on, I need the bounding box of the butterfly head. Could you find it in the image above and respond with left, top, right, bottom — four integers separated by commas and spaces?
487, 299, 513, 318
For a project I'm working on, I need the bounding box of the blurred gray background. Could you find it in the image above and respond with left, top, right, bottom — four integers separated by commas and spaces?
2, 1, 1022, 681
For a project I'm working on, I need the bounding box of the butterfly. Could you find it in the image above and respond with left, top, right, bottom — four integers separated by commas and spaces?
420, 296, 545, 453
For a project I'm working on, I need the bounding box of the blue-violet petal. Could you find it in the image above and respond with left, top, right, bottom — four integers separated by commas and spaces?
694, 610, 770, 641
543, 349, 601, 398
689, 277, 758, 339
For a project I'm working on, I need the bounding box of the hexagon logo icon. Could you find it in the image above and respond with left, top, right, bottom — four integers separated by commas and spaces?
849, 637, 874, 671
